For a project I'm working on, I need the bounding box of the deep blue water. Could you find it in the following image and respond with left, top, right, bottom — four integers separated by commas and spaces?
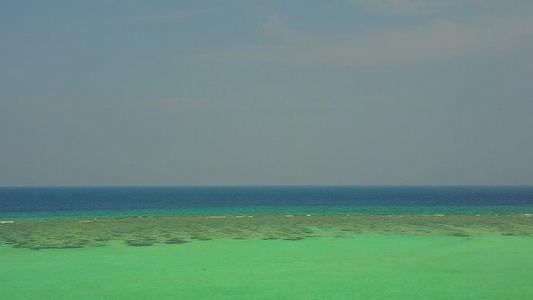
0, 186, 532, 220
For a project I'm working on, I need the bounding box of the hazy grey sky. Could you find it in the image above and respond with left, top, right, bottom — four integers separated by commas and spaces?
1, 1, 532, 186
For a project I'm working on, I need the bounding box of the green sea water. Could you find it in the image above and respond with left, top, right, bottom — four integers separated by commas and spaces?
1, 234, 532, 299
1, 214, 533, 299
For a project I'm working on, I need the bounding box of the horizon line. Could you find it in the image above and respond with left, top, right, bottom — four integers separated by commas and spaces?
1, 184, 532, 189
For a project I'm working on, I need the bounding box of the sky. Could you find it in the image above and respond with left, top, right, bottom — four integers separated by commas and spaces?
1, 0, 532, 186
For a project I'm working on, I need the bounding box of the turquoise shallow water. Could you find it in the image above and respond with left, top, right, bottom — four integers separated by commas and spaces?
1, 235, 532, 299
2, 205, 532, 221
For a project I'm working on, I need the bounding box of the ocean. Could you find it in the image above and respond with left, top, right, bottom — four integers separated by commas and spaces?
1, 185, 532, 219
1, 186, 532, 299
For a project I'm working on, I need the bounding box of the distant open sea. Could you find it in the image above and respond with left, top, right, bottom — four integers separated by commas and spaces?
1, 186, 532, 220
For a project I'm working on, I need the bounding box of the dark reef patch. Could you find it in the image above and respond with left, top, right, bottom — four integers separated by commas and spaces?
165, 238, 188, 244
1, 214, 532, 250
126, 240, 154, 247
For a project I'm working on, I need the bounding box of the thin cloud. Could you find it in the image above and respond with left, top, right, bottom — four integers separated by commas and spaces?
130, 7, 215, 24
262, 15, 312, 44
139, 97, 231, 114
348, 0, 531, 17
205, 13, 533, 65
349, 0, 439, 16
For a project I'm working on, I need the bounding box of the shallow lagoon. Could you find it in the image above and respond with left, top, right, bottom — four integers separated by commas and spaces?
1, 214, 532, 299
1, 234, 532, 299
